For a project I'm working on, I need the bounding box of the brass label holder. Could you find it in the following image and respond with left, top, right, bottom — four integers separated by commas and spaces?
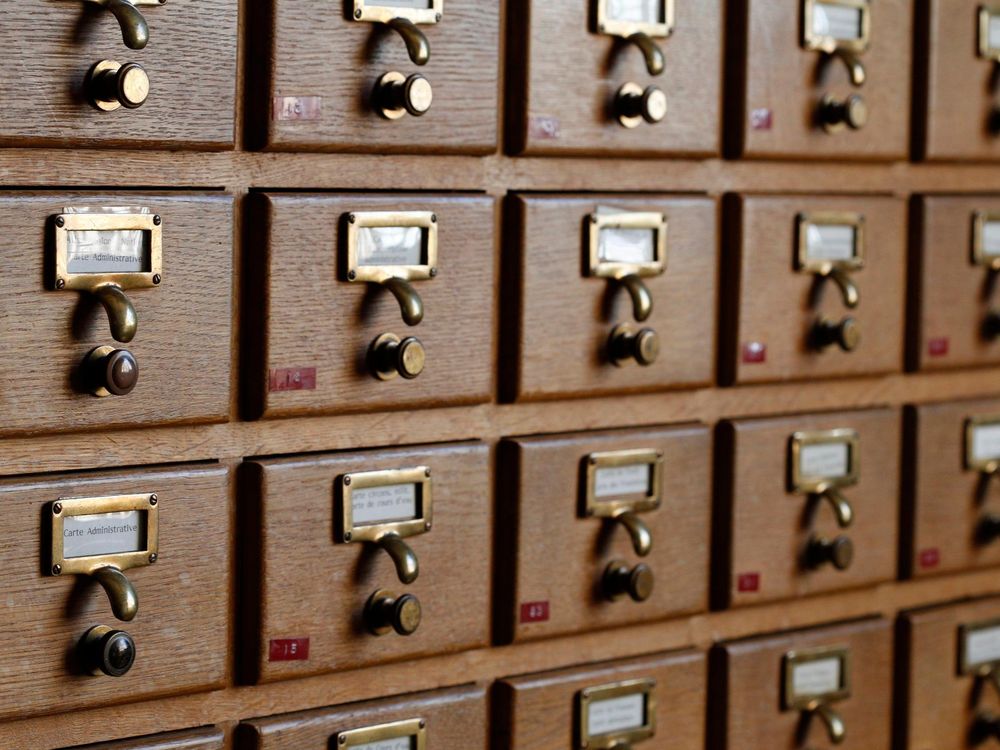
980, 4, 1000, 62
801, 0, 870, 85
49, 493, 159, 623
960, 618, 1000, 700
53, 211, 163, 344
789, 428, 859, 528
587, 210, 667, 323
352, 1, 442, 65
782, 645, 851, 744
593, 0, 674, 76
335, 717, 427, 749
582, 449, 663, 557
795, 212, 865, 308
577, 678, 657, 750
965, 416, 1000, 475
973, 211, 1000, 271
344, 210, 438, 327
336, 466, 433, 584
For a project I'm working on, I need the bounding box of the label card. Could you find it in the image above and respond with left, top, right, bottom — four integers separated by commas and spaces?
799, 442, 850, 480
366, 0, 433, 8
338, 466, 432, 544
792, 657, 843, 698
588, 207, 666, 278
62, 510, 147, 559
805, 223, 857, 262
354, 740, 413, 750
983, 221, 1000, 258
598, 227, 657, 265
351, 483, 419, 526
812, 2, 864, 40
357, 226, 426, 267
989, 14, 1000, 50
964, 624, 1000, 670
587, 693, 647, 737
606, 0, 665, 24
594, 464, 653, 498
969, 421, 1000, 468
790, 429, 859, 493
783, 648, 850, 709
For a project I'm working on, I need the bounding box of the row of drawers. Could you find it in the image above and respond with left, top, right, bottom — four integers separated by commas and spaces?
5, 399, 1000, 720
7, 0, 997, 161
8, 190, 999, 436
57, 603, 1000, 750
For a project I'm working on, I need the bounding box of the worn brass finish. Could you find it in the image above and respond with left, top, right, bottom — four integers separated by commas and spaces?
965, 416, 1000, 474
973, 211, 1000, 271
587, 210, 667, 322
375, 71, 434, 119
812, 316, 860, 352
79, 624, 137, 678
603, 559, 655, 602
616, 82, 668, 128
789, 428, 859, 529
595, 0, 673, 75
608, 323, 660, 366
576, 678, 657, 750
344, 210, 437, 327
583, 449, 662, 557
365, 588, 422, 636
802, 0, 870, 86
806, 534, 854, 571
353, 0, 442, 65
84, 345, 139, 397
795, 212, 865, 308
335, 718, 428, 750
959, 618, 1000, 683
981, 5, 1000, 61
87, 60, 150, 112
84, 0, 164, 51
337, 466, 431, 584
818, 93, 869, 133
368, 332, 426, 381
782, 645, 850, 743
49, 493, 159, 622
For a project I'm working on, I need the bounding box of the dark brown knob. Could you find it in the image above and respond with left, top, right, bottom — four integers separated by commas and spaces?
369, 333, 425, 381
79, 625, 136, 677
978, 514, 1000, 545
983, 311, 1000, 340
608, 323, 660, 367
806, 535, 854, 571
88, 60, 150, 112
375, 72, 433, 119
364, 589, 422, 636
819, 93, 868, 132
812, 317, 860, 352
972, 711, 1000, 744
84, 346, 139, 397
603, 560, 655, 602
616, 82, 668, 128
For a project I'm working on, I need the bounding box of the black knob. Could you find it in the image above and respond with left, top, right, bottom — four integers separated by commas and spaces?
84, 346, 139, 396
971, 711, 1000, 744
364, 589, 422, 636
983, 311, 1000, 340
978, 514, 1000, 545
812, 317, 860, 352
608, 324, 660, 367
806, 535, 854, 571
818, 93, 868, 132
80, 625, 136, 677
603, 560, 655, 602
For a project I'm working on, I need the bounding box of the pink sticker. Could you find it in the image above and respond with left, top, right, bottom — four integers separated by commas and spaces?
273, 96, 322, 122
519, 601, 550, 623
737, 573, 760, 592
918, 548, 941, 569
928, 337, 950, 357
750, 108, 773, 130
269, 367, 317, 393
529, 116, 560, 140
269, 638, 310, 662
742, 342, 767, 363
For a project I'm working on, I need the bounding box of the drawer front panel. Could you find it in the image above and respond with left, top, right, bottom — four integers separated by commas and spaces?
60, 727, 224, 750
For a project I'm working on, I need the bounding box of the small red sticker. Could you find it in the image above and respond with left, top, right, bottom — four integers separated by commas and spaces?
269, 367, 317, 392
928, 337, 950, 357
269, 638, 310, 662
919, 548, 941, 569
742, 342, 767, 363
519, 601, 550, 623
529, 116, 560, 140
737, 573, 761, 592
272, 96, 322, 121
750, 108, 773, 130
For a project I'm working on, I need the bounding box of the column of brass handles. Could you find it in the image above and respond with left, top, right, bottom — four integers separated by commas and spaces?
803, 0, 870, 133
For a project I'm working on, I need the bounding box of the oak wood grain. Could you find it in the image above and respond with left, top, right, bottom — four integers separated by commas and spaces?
58, 726, 224, 750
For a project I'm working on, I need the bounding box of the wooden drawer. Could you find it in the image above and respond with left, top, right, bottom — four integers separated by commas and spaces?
0, 464, 229, 721
909, 196, 1000, 371
0, 0, 236, 149
506, 194, 717, 401
495, 650, 706, 750
0, 192, 232, 436
498, 425, 710, 643
722, 195, 905, 385
240, 684, 487, 749
253, 1, 498, 153
59, 727, 223, 750
711, 618, 892, 749
246, 193, 495, 419
243, 442, 491, 682
507, 0, 722, 157
729, 0, 911, 160
903, 398, 1000, 578
899, 596, 1000, 749
916, 1, 1000, 161
714, 408, 900, 609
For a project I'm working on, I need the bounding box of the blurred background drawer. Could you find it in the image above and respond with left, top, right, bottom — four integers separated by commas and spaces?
508, 0, 722, 157
0, 0, 236, 149
59, 727, 223, 750
253, 0, 498, 153
714, 408, 900, 608
498, 424, 709, 643
722, 194, 905, 385
246, 193, 495, 419
242, 441, 491, 683
505, 194, 717, 401
0, 464, 229, 720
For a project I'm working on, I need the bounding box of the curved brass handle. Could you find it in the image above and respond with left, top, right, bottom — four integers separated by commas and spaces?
811, 702, 846, 745
377, 533, 419, 584
93, 283, 138, 343
618, 273, 653, 322
819, 488, 854, 528
627, 32, 665, 76
92, 566, 138, 622
95, 0, 150, 51
833, 49, 866, 87
614, 510, 653, 557
829, 267, 859, 309
387, 17, 431, 66
382, 276, 424, 326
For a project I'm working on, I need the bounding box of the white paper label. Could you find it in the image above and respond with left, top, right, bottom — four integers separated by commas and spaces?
982, 221, 1000, 257
587, 693, 647, 737
599, 227, 657, 264
967, 626, 1000, 667
792, 657, 843, 698
812, 2, 864, 40
352, 483, 419, 526
366, 0, 433, 9
594, 464, 652, 498
989, 15, 1000, 49
805, 223, 857, 262
606, 0, 665, 24
353, 739, 414, 750
357, 226, 425, 267
972, 423, 1000, 463
799, 442, 850, 479
63, 206, 152, 274
62, 510, 147, 559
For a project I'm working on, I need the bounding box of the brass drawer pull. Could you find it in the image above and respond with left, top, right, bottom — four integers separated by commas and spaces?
90, 0, 158, 51
603, 560, 654, 602
608, 323, 660, 367
616, 83, 668, 129
369, 333, 426, 382
87, 60, 151, 112
805, 534, 854, 571
91, 566, 139, 621
365, 588, 422, 636
818, 93, 868, 133
79, 624, 137, 677
627, 32, 666, 76
812, 316, 860, 352
387, 17, 431, 66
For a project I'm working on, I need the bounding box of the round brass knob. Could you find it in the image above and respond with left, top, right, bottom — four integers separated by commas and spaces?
818, 93, 868, 133
368, 333, 426, 381
616, 82, 668, 128
603, 560, 655, 602
375, 71, 434, 120
806, 535, 854, 571
364, 589, 422, 636
812, 317, 860, 352
978, 514, 1000, 545
84, 345, 139, 397
608, 323, 659, 367
87, 60, 150, 112
80, 625, 136, 677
